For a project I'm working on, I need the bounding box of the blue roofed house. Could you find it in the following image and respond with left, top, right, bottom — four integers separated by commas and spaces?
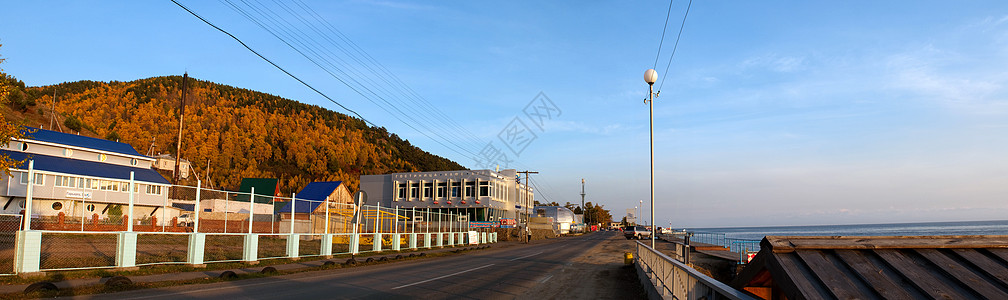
277, 181, 352, 234
0, 127, 175, 227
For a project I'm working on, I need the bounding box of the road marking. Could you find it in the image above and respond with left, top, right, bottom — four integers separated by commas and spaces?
509, 251, 543, 261
538, 274, 553, 283
391, 263, 495, 290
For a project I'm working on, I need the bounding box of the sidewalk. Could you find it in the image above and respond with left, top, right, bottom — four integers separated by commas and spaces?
3, 240, 516, 296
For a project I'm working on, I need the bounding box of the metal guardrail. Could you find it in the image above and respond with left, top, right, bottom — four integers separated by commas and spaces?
635, 241, 756, 300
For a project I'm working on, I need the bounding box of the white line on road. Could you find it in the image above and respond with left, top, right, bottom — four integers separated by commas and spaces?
390, 263, 495, 290
538, 274, 553, 283
509, 251, 543, 261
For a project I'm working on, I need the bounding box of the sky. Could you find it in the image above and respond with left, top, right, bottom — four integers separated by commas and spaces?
3, 1, 1008, 228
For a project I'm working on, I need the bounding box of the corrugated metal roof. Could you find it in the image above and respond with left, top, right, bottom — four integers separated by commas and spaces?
20, 127, 144, 157
2, 150, 169, 184
277, 181, 343, 213
236, 178, 279, 204
732, 236, 1008, 300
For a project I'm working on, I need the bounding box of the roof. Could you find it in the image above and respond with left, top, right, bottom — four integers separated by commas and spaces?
235, 178, 279, 204
1, 150, 170, 184
20, 127, 144, 157
732, 235, 1008, 299
277, 181, 343, 213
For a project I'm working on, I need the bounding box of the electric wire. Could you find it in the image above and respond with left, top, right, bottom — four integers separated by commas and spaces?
657, 0, 692, 92
652, 0, 675, 70
217, 0, 482, 158
168, 0, 371, 125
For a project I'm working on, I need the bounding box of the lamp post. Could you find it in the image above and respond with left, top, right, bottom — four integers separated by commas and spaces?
644, 68, 658, 248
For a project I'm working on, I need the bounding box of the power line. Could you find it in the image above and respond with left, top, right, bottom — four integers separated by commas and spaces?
658, 0, 692, 92
169, 0, 371, 125
652, 0, 675, 70
221, 0, 486, 158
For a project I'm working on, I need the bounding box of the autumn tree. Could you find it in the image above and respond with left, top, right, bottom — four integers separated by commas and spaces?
0, 42, 25, 176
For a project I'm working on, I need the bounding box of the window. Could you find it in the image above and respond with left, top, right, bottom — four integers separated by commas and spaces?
146, 185, 162, 195
90, 179, 100, 190
423, 182, 433, 198
119, 182, 129, 192
409, 182, 419, 199
464, 181, 476, 198
20, 143, 28, 151
450, 182, 461, 198
395, 182, 406, 200
64, 148, 73, 157
78, 178, 89, 189
130, 158, 138, 166
437, 182, 447, 198
52, 202, 62, 210
479, 180, 489, 197
86, 204, 95, 212
19, 172, 28, 185
32, 174, 44, 186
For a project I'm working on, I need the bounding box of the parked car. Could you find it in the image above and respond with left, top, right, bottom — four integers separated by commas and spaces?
623, 225, 652, 240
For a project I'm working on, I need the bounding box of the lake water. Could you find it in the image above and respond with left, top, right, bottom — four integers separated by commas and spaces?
689, 219, 1008, 241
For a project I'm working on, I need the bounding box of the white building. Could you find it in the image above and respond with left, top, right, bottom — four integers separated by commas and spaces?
0, 127, 175, 225
153, 154, 190, 179
360, 169, 534, 223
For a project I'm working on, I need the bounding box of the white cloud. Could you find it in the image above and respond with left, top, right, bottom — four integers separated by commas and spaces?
740, 54, 807, 73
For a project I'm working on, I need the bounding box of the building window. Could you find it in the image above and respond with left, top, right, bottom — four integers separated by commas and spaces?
99, 153, 107, 162
396, 182, 406, 200
78, 178, 89, 189
32, 174, 44, 186
64, 148, 73, 157
410, 182, 419, 199
19, 172, 28, 185
450, 182, 461, 198
86, 204, 95, 212
479, 180, 490, 197
423, 182, 433, 198
464, 181, 475, 198
52, 202, 62, 210
146, 185, 162, 195
130, 158, 138, 166
436, 182, 447, 198
20, 143, 28, 151
119, 182, 129, 192
90, 179, 100, 190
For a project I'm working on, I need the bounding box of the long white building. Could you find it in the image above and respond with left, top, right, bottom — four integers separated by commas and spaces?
360, 169, 534, 224
0, 127, 173, 224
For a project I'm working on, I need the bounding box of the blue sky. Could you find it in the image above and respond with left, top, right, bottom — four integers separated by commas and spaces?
3, 1, 1008, 227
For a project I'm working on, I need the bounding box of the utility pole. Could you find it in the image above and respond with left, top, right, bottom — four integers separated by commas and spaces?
580, 178, 586, 227
174, 72, 188, 185
519, 170, 538, 243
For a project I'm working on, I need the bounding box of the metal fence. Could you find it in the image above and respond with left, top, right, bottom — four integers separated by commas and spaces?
9, 175, 494, 275
635, 241, 756, 300
664, 230, 761, 265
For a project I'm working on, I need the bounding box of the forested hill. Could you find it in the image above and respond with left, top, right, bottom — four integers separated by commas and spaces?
0, 74, 464, 194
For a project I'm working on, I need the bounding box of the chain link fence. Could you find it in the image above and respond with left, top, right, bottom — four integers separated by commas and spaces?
39, 232, 118, 271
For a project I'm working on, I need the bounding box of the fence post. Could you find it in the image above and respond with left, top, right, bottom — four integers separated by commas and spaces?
288, 193, 300, 259
117, 172, 138, 269
194, 180, 201, 233
23, 160, 34, 231
248, 187, 255, 234
392, 205, 400, 251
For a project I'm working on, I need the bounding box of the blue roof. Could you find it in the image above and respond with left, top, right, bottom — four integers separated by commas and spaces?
278, 181, 343, 213
21, 127, 144, 157
1, 150, 170, 184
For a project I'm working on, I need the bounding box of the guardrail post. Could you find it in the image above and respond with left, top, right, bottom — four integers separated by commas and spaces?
188, 233, 205, 266
424, 233, 431, 248
243, 234, 259, 263
373, 233, 382, 252
409, 233, 417, 249
448, 231, 455, 246
436, 232, 443, 247
391, 233, 400, 251
15, 230, 42, 274
287, 234, 300, 259
116, 232, 138, 269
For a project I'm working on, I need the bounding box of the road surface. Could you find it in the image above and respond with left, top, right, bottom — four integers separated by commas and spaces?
72, 231, 644, 299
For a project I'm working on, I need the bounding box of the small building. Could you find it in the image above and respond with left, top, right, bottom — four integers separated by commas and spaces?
152, 154, 190, 179
360, 169, 534, 223
276, 181, 352, 234
533, 206, 575, 234
731, 235, 1008, 299
0, 127, 173, 225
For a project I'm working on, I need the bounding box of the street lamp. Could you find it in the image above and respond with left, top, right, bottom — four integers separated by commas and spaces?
644, 68, 657, 248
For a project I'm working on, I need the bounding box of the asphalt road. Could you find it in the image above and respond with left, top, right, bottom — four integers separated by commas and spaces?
73, 232, 632, 299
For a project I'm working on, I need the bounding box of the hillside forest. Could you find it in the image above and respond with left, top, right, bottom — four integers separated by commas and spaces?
0, 72, 464, 194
